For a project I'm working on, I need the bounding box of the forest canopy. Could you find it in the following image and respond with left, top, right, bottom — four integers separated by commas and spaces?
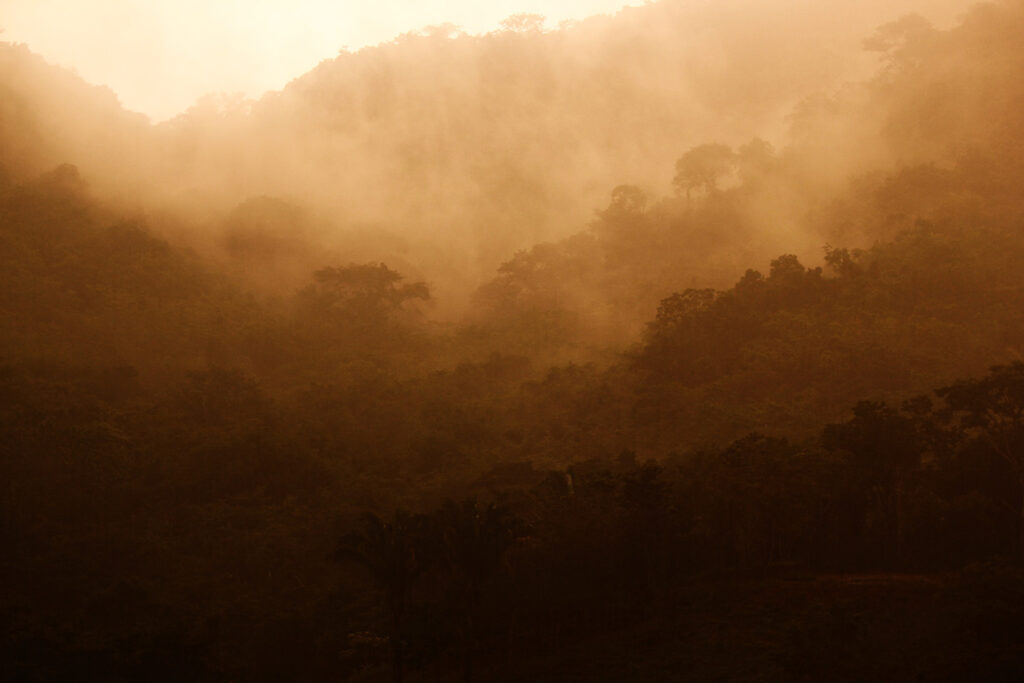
3, 1, 1024, 680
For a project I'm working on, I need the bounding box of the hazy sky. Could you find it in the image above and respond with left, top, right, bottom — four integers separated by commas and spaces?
1, 0, 638, 122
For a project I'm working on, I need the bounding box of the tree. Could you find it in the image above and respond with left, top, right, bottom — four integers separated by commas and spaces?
862, 13, 935, 64
500, 13, 546, 33
736, 137, 776, 185
599, 184, 648, 221
673, 143, 735, 200
937, 362, 1024, 558
638, 288, 718, 382
823, 401, 922, 564
339, 511, 430, 683
435, 499, 521, 682
297, 262, 429, 355
648, 288, 716, 335
619, 458, 672, 588
824, 245, 863, 278
300, 263, 428, 324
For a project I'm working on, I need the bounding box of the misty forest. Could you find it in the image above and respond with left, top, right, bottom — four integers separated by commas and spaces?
4, 0, 1024, 680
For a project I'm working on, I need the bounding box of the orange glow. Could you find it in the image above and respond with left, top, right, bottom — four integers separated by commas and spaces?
1, 0, 639, 120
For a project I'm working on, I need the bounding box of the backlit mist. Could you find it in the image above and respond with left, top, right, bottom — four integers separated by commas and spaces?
3, 1, 1024, 680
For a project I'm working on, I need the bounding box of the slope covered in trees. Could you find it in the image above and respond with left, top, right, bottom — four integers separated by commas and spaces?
4, 0, 1024, 680
0, 0, 988, 301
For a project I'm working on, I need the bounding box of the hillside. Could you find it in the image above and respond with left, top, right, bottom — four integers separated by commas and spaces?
4, 1, 1024, 680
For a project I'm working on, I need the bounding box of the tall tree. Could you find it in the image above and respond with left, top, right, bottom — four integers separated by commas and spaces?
672, 143, 735, 200
339, 511, 429, 683
435, 499, 521, 683
937, 362, 1024, 558
823, 401, 922, 564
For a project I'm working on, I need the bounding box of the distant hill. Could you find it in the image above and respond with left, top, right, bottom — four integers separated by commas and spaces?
0, 0, 980, 286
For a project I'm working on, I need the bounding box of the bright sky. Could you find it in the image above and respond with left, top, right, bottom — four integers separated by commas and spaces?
0, 0, 637, 122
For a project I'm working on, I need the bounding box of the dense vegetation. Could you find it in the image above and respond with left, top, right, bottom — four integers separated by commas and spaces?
3, 1, 1024, 680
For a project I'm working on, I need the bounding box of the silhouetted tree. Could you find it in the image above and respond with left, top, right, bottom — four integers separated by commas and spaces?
296, 262, 430, 361
339, 511, 430, 683
435, 499, 522, 682
300, 263, 428, 327
823, 401, 922, 564
673, 143, 735, 200
938, 362, 1024, 558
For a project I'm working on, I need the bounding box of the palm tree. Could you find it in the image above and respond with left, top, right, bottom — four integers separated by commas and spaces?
338, 511, 428, 683
434, 499, 522, 683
